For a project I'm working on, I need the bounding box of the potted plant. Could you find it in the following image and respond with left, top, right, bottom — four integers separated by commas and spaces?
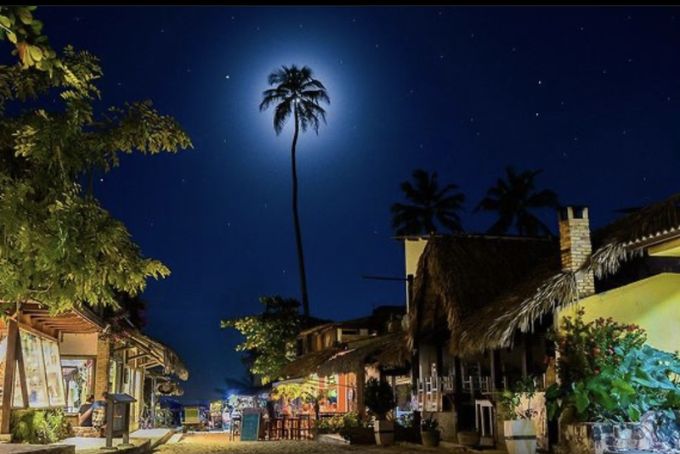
498, 376, 538, 454
420, 415, 441, 447
364, 377, 396, 446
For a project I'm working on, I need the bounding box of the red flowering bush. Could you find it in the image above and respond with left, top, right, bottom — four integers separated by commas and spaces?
555, 308, 646, 386
547, 308, 680, 423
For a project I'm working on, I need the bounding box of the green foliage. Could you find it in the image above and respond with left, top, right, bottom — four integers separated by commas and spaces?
546, 309, 680, 423
0, 14, 192, 314
271, 377, 324, 405
0, 6, 58, 73
420, 415, 439, 432
221, 296, 302, 384
11, 408, 71, 444
364, 378, 396, 419
315, 411, 366, 437
497, 376, 538, 421
391, 169, 465, 236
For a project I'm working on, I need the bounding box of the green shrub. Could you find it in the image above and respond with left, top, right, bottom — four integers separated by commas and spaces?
11, 408, 71, 444
497, 376, 538, 421
546, 309, 680, 423
364, 378, 395, 419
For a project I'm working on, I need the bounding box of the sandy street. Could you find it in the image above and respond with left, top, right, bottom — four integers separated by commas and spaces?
154, 433, 461, 453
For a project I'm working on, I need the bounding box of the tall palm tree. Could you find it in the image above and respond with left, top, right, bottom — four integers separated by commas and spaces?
476, 166, 559, 236
260, 65, 330, 317
391, 169, 465, 236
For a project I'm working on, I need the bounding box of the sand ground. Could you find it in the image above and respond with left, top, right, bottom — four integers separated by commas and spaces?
154, 432, 464, 453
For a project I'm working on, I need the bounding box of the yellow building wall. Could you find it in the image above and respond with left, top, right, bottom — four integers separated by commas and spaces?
404, 238, 428, 311
557, 273, 680, 353
404, 238, 428, 278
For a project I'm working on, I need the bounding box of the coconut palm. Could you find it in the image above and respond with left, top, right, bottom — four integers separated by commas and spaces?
259, 65, 330, 317
391, 169, 465, 236
476, 166, 559, 237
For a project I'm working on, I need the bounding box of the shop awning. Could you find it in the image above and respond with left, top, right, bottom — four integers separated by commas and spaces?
124, 330, 189, 381
1, 300, 104, 335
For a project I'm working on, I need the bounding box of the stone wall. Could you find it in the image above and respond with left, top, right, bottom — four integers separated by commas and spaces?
561, 422, 650, 454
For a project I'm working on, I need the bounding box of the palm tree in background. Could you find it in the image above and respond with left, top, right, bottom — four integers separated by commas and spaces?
476, 166, 559, 236
391, 169, 465, 236
260, 65, 330, 317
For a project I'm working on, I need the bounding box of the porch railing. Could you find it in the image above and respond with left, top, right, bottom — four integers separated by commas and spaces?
415, 375, 455, 412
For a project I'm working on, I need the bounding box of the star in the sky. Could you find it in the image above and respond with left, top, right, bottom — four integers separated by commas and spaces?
225, 74, 230, 79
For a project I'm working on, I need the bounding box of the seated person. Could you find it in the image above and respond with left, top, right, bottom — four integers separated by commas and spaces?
78, 394, 95, 426
91, 391, 109, 432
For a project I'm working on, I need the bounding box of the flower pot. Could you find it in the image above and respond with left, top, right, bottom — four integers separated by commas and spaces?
504, 419, 537, 454
421, 429, 440, 447
373, 420, 394, 446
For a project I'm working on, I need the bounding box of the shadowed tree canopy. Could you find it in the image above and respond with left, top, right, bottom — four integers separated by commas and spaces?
221, 296, 304, 385
476, 166, 559, 237
0, 8, 192, 314
259, 65, 330, 318
391, 169, 465, 236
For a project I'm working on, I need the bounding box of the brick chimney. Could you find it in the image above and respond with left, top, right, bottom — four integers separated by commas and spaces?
558, 206, 595, 298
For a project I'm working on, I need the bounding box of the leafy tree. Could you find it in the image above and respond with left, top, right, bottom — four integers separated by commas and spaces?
476, 166, 559, 237
259, 65, 330, 317
0, 12, 192, 314
0, 6, 58, 73
221, 296, 302, 385
391, 169, 465, 236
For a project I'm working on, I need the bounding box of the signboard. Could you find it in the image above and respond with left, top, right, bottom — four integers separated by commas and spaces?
240, 409, 261, 441
184, 406, 200, 425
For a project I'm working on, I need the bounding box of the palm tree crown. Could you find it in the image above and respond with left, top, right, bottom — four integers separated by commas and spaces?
259, 65, 330, 135
391, 169, 465, 236
476, 166, 559, 237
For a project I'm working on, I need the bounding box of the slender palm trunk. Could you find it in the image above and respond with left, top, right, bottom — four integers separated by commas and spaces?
291, 109, 310, 317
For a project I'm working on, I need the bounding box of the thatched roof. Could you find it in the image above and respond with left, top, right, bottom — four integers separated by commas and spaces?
278, 348, 342, 379
278, 331, 410, 379
407, 235, 558, 350
409, 193, 680, 357
317, 331, 410, 376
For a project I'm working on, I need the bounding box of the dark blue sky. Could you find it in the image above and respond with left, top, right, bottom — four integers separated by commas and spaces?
38, 6, 680, 402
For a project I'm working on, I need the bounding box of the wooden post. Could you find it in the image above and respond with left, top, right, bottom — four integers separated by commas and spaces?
522, 333, 533, 378
490, 350, 502, 392
356, 367, 365, 418
1, 319, 19, 435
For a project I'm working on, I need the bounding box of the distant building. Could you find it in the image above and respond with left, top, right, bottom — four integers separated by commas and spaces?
275, 305, 410, 417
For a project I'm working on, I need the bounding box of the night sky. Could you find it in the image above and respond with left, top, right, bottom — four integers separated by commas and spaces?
36, 6, 680, 403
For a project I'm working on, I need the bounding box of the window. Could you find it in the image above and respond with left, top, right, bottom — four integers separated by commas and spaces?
20, 330, 49, 408
42, 340, 65, 407
62, 358, 95, 414
1, 329, 66, 409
